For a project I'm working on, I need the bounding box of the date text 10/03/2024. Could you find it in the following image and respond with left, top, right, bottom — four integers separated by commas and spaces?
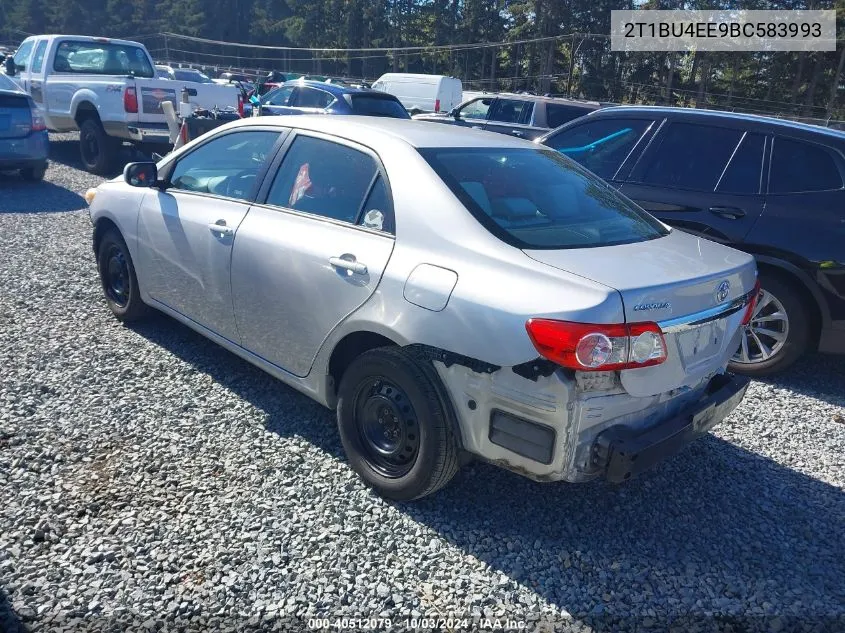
307, 617, 527, 630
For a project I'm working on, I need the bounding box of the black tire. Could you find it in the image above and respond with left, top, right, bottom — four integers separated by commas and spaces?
336, 347, 461, 501
79, 118, 117, 175
20, 163, 46, 181
97, 230, 149, 322
728, 272, 812, 377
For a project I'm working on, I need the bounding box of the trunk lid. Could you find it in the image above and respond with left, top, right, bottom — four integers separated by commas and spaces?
0, 93, 32, 139
524, 229, 757, 396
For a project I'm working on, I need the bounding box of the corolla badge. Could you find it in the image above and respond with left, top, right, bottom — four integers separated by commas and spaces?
715, 280, 731, 304
633, 301, 671, 312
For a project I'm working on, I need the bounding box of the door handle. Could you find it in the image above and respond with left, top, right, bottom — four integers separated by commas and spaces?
329, 255, 368, 275
709, 206, 746, 220
511, 130, 525, 137
208, 221, 234, 235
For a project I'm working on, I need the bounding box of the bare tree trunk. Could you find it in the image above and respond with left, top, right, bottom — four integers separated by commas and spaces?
826, 46, 845, 118
490, 46, 497, 91
803, 54, 823, 116
791, 52, 806, 105
664, 53, 675, 105
696, 54, 709, 108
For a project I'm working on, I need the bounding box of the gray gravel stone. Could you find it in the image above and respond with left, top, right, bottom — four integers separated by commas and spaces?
0, 136, 843, 632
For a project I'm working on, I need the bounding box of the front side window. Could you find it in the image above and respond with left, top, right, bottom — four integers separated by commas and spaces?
52, 40, 154, 78
293, 87, 335, 109
169, 131, 280, 201
420, 147, 669, 250
769, 136, 843, 194
636, 122, 744, 191
265, 135, 381, 225
12, 40, 35, 71
457, 98, 493, 120
30, 41, 48, 73
489, 99, 533, 124
545, 118, 653, 180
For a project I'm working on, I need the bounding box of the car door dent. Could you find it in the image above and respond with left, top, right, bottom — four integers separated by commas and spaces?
403, 263, 458, 311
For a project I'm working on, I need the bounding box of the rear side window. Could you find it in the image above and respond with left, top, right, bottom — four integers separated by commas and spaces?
716, 133, 765, 194
347, 95, 410, 119
546, 104, 595, 129
420, 147, 669, 250
769, 137, 843, 193
636, 122, 744, 191
266, 135, 382, 225
489, 99, 533, 124
293, 88, 335, 109
30, 40, 48, 73
545, 118, 653, 180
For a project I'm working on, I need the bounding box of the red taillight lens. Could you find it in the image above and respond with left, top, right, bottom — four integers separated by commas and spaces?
124, 87, 138, 113
30, 110, 46, 131
525, 319, 668, 372
238, 94, 244, 117
435, 98, 440, 112
741, 279, 762, 326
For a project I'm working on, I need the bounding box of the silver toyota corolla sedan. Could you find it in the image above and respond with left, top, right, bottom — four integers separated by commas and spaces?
86, 116, 759, 500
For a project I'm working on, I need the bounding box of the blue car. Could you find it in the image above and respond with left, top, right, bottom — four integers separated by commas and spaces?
246, 80, 410, 119
0, 73, 48, 181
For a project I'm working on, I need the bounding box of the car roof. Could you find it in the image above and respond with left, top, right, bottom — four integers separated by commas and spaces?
589, 105, 845, 139
491, 93, 602, 107
222, 115, 541, 149
0, 74, 25, 93
284, 79, 377, 96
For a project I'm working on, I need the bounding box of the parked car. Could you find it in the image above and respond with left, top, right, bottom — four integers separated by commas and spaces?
414, 93, 602, 140
371, 73, 463, 114
250, 80, 410, 119
0, 72, 48, 180
169, 67, 214, 84
538, 106, 845, 375
85, 116, 757, 500
2, 35, 241, 174
155, 64, 174, 79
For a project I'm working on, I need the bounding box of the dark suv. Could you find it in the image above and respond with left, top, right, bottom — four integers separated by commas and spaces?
539, 106, 845, 376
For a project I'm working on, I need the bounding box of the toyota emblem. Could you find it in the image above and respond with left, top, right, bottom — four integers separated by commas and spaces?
715, 280, 731, 304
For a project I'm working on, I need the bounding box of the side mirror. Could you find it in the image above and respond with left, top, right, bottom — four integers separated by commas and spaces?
450, 108, 460, 119
124, 162, 158, 187
4, 56, 15, 76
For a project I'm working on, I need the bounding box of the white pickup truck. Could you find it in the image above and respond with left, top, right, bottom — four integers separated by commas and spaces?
2, 35, 242, 174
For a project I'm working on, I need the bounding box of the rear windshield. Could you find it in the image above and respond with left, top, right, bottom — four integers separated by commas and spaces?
419, 147, 669, 250
53, 40, 155, 78
348, 95, 410, 118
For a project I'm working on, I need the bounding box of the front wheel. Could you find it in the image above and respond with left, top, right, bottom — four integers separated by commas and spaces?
97, 230, 149, 322
336, 347, 460, 501
729, 273, 811, 377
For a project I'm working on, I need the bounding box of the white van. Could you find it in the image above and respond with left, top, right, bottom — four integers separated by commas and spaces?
370, 73, 463, 114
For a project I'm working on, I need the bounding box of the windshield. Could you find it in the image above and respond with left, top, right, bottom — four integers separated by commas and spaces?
348, 95, 410, 118
53, 40, 155, 78
419, 147, 669, 250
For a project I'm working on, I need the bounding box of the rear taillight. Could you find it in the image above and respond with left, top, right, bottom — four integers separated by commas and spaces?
238, 94, 244, 117
525, 319, 668, 372
30, 110, 46, 131
741, 279, 762, 326
124, 87, 138, 113
434, 98, 441, 112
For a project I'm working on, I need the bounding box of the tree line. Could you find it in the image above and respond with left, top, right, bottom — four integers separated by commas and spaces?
2, 0, 844, 120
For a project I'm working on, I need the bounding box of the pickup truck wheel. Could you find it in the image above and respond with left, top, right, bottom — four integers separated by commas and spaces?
728, 273, 810, 377
336, 347, 460, 501
79, 119, 117, 175
97, 230, 149, 322
20, 164, 46, 181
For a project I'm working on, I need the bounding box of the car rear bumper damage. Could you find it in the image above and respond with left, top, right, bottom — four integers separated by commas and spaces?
434, 357, 750, 485
591, 372, 750, 483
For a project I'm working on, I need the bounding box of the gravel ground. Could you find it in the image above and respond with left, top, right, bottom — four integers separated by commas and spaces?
1, 134, 844, 633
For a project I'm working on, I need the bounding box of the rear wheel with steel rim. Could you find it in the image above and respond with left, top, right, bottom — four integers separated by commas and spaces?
79, 118, 117, 175
336, 347, 460, 500
97, 230, 149, 322
729, 273, 811, 377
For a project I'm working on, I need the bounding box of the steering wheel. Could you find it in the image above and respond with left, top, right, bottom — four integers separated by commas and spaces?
224, 170, 257, 199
